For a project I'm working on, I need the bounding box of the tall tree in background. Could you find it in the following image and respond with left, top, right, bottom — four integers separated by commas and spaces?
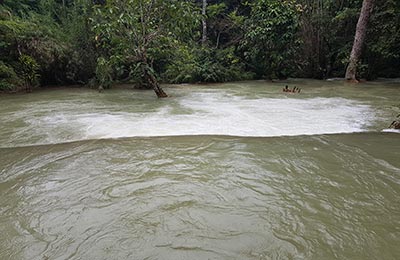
242, 0, 301, 79
345, 0, 375, 81
366, 0, 400, 79
201, 0, 207, 45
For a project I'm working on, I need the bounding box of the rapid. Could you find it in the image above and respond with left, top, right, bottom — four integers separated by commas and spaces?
0, 79, 399, 259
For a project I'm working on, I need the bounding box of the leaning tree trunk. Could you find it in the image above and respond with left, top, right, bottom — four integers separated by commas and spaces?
345, 0, 374, 82
201, 0, 207, 45
143, 67, 168, 98
140, 63, 167, 98
139, 49, 168, 98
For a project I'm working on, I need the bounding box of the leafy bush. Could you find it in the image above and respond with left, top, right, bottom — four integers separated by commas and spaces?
95, 57, 113, 89
164, 46, 253, 83
19, 54, 40, 91
241, 0, 301, 79
0, 61, 15, 78
0, 61, 22, 91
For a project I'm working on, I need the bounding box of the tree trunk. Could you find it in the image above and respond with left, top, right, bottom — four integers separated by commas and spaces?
25, 81, 32, 93
139, 49, 168, 98
345, 0, 374, 82
139, 62, 167, 98
144, 68, 168, 98
201, 0, 207, 45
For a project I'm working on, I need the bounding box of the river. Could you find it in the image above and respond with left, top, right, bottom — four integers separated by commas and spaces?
0, 79, 399, 259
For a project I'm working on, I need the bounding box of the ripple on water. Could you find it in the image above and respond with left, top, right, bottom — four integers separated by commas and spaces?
1, 83, 400, 259
0, 133, 399, 259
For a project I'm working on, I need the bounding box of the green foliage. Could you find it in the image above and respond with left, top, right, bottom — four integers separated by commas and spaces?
0, 81, 13, 91
1, 0, 400, 93
1, 0, 96, 88
366, 0, 400, 79
242, 0, 301, 79
0, 61, 21, 91
18, 54, 40, 90
58, 0, 97, 84
91, 0, 200, 88
205, 1, 246, 49
164, 46, 253, 83
95, 57, 113, 89
207, 3, 227, 18
2, 0, 41, 17
296, 0, 361, 78
0, 61, 15, 79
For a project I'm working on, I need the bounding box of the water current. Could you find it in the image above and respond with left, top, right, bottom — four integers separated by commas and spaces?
0, 79, 399, 259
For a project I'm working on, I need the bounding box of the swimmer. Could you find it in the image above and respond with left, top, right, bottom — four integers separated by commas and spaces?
283, 85, 289, 92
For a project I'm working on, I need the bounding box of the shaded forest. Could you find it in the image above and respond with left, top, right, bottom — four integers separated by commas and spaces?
1, 0, 399, 93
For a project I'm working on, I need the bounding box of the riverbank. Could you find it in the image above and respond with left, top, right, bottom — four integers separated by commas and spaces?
2, 78, 400, 96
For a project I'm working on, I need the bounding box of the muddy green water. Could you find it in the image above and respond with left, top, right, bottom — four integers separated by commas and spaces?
0, 80, 399, 259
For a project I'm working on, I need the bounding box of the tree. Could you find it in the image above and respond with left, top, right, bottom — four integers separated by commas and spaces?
201, 0, 207, 45
365, 0, 400, 79
345, 0, 375, 81
92, 0, 197, 98
2, 0, 400, 93
206, 2, 245, 49
241, 0, 301, 79
19, 54, 40, 92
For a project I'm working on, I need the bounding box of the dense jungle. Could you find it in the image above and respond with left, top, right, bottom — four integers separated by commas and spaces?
1, 0, 399, 94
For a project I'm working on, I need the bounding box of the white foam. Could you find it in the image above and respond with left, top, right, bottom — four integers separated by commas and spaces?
382, 129, 400, 133
24, 92, 375, 144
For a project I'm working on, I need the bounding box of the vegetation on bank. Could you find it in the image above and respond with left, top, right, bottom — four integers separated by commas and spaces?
0, 0, 399, 94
